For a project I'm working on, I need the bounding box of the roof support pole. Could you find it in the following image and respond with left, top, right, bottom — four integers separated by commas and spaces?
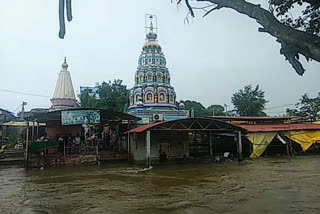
209, 131, 213, 162
24, 119, 30, 170
31, 121, 35, 142
146, 130, 151, 168
237, 131, 243, 162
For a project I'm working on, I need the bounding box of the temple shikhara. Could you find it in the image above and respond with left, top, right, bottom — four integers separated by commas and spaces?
50, 57, 77, 111
128, 15, 188, 123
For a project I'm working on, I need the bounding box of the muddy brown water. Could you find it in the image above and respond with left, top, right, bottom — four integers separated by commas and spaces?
1, 156, 320, 214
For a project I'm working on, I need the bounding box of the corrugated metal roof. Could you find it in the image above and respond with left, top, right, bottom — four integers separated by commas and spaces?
237, 123, 320, 133
126, 122, 166, 133
126, 118, 245, 134
207, 116, 294, 121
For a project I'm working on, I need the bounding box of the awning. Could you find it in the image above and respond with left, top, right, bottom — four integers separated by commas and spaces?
1, 121, 46, 127
29, 141, 59, 153
247, 132, 277, 158
283, 131, 320, 151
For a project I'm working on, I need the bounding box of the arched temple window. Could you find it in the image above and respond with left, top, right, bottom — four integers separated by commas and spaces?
159, 93, 165, 102
135, 95, 141, 102
170, 94, 174, 103
146, 93, 153, 102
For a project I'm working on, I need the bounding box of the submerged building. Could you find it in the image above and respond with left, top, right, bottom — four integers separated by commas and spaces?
50, 58, 77, 111
128, 15, 188, 123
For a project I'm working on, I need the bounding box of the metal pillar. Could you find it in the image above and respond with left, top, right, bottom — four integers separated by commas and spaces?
146, 131, 151, 167
237, 131, 243, 162
31, 121, 35, 142
24, 119, 30, 170
209, 131, 213, 161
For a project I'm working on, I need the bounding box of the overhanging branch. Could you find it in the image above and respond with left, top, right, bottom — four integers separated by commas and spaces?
181, 0, 320, 75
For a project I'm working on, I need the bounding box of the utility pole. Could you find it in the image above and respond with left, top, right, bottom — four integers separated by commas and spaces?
224, 104, 228, 116
21, 101, 27, 120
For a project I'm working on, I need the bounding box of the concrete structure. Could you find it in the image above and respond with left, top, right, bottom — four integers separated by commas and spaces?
0, 108, 16, 123
128, 15, 187, 123
50, 57, 77, 111
80, 82, 100, 99
126, 118, 245, 167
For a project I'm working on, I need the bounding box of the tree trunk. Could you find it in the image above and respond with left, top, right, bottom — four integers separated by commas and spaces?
197, 0, 320, 75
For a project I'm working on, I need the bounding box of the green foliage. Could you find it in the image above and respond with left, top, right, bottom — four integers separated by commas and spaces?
178, 101, 226, 117
231, 85, 268, 116
269, 0, 320, 35
286, 93, 320, 121
79, 79, 129, 113
206, 105, 226, 116
181, 100, 207, 117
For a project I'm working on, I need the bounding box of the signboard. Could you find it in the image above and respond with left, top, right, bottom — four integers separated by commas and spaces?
61, 110, 100, 125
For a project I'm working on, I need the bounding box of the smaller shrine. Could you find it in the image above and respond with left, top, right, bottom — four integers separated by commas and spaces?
128, 15, 188, 123
50, 57, 77, 111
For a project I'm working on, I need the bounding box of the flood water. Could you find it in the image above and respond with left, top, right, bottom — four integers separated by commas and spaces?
1, 156, 320, 214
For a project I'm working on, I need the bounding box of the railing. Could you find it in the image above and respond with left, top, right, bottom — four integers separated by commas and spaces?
63, 145, 98, 156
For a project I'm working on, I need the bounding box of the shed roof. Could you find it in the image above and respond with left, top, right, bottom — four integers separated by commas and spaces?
126, 118, 244, 133
30, 108, 140, 123
237, 123, 320, 133
206, 116, 295, 121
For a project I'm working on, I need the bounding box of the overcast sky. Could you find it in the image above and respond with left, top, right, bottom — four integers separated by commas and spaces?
1, 0, 319, 115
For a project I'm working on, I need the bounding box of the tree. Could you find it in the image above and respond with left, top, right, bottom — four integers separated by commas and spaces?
176, 0, 320, 75
206, 104, 226, 116
180, 100, 208, 117
79, 79, 129, 112
79, 90, 98, 108
286, 93, 320, 121
231, 84, 268, 116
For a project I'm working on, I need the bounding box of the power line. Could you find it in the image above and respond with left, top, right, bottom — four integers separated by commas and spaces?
265, 103, 295, 110
0, 88, 51, 98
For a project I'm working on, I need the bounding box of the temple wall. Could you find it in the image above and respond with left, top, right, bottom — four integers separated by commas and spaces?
129, 131, 189, 162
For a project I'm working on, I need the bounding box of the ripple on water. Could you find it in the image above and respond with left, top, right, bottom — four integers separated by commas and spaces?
1, 157, 320, 213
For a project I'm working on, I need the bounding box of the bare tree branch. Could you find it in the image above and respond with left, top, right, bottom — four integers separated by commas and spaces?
178, 0, 320, 75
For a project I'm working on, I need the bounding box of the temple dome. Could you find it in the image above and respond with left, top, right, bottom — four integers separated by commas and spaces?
146, 31, 157, 41
50, 57, 77, 111
128, 15, 188, 123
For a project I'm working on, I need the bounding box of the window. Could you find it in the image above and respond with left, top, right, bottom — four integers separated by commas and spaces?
152, 59, 155, 64
170, 94, 174, 103
157, 74, 162, 82
139, 75, 143, 82
147, 74, 152, 81
149, 59, 151, 63
136, 95, 140, 102
159, 93, 165, 102
146, 93, 153, 102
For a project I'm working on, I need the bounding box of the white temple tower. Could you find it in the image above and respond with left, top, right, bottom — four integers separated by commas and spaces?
50, 57, 77, 111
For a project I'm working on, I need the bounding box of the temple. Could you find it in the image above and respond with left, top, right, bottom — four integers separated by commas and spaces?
50, 57, 77, 111
128, 15, 188, 123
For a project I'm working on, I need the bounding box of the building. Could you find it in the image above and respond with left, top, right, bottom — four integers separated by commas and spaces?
128, 15, 188, 123
0, 108, 16, 123
80, 82, 100, 99
50, 57, 78, 111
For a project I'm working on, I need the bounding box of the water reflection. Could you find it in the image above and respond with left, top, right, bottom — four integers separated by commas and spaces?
1, 157, 320, 214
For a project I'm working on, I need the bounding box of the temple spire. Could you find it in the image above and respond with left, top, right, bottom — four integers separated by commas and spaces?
50, 57, 77, 111
149, 15, 154, 32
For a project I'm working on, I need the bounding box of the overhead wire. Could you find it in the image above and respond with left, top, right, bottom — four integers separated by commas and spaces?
0, 88, 51, 98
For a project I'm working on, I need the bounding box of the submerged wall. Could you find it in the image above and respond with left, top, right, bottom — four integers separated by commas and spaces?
129, 131, 189, 162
